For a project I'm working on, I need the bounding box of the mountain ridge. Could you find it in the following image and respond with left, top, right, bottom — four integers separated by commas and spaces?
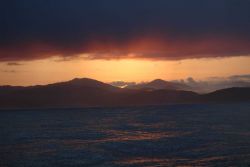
0, 78, 249, 108
125, 79, 190, 90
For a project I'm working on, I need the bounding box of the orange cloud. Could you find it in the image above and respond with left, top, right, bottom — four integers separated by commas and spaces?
0, 35, 249, 61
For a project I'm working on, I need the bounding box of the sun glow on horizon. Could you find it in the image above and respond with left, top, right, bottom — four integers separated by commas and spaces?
0, 55, 250, 86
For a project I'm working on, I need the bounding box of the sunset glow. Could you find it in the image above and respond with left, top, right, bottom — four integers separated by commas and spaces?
0, 0, 250, 86
1, 55, 250, 86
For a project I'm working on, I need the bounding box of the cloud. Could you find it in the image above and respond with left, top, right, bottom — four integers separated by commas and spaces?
1, 70, 17, 73
6, 62, 23, 66
173, 75, 250, 93
109, 81, 136, 88
0, 0, 250, 61
115, 74, 250, 93
228, 74, 250, 81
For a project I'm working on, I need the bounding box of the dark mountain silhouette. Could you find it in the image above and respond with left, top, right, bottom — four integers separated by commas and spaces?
200, 87, 250, 103
115, 89, 199, 106
0, 78, 121, 108
126, 79, 190, 90
0, 78, 249, 108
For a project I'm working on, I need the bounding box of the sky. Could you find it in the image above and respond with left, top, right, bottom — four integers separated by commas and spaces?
0, 0, 250, 86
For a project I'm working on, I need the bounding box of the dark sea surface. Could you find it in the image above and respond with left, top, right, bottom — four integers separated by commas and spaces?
0, 103, 250, 167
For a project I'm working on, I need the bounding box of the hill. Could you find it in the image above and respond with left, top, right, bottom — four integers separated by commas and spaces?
0, 78, 249, 108
126, 79, 190, 90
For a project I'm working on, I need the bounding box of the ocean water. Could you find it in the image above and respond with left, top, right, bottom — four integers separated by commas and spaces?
0, 103, 250, 167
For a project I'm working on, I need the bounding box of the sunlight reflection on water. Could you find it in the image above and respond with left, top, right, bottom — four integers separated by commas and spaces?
0, 103, 250, 166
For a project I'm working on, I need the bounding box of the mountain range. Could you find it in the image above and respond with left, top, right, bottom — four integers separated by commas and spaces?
125, 79, 191, 90
0, 78, 250, 108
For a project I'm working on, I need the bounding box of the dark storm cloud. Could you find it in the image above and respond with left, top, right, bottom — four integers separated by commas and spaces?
0, 0, 250, 61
